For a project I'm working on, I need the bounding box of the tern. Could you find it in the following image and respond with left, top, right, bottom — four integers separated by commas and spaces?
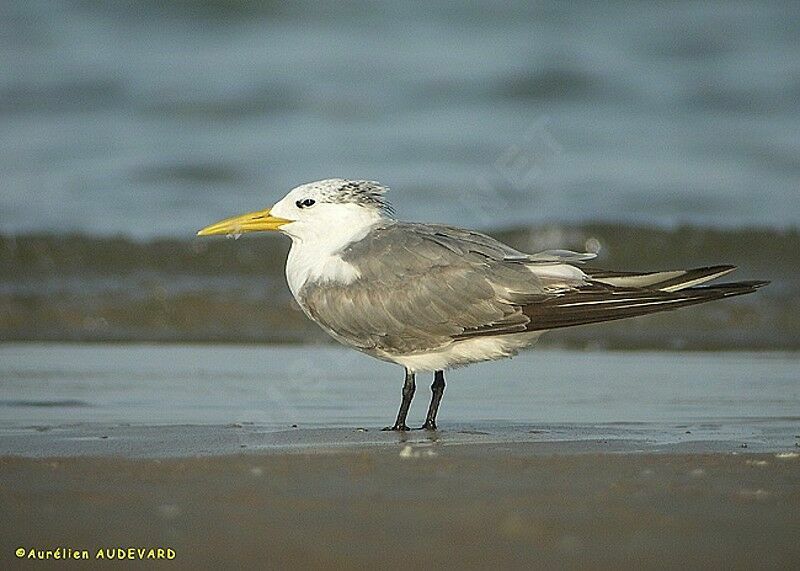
198, 179, 767, 430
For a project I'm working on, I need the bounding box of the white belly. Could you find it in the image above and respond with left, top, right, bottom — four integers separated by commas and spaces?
389, 332, 544, 372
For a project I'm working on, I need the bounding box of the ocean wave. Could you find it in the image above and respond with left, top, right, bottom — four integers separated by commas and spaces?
1, 224, 797, 349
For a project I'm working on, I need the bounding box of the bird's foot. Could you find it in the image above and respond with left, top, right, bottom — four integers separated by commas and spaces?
382, 424, 410, 432
418, 421, 438, 431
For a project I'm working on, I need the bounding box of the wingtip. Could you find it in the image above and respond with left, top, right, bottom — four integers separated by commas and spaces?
736, 280, 770, 289
708, 264, 737, 276
713, 280, 770, 296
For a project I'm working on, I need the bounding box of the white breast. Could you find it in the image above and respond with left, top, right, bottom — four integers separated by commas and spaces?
280, 207, 382, 299
286, 244, 361, 300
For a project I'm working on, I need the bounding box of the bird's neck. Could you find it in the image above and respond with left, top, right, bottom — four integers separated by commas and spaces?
284, 211, 386, 299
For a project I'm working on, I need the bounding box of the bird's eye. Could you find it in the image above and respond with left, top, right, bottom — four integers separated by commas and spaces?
295, 198, 315, 209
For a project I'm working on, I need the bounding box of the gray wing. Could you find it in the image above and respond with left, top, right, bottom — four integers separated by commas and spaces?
297, 222, 767, 356
298, 222, 575, 355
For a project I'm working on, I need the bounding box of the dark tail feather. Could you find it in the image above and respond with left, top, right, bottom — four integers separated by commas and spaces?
522, 281, 769, 331
587, 265, 736, 291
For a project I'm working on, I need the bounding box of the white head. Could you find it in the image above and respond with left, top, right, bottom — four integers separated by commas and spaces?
197, 178, 392, 243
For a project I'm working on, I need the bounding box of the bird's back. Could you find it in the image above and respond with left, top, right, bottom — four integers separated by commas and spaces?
295, 221, 588, 359
293, 221, 767, 369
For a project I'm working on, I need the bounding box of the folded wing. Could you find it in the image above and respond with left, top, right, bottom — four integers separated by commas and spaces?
298, 221, 767, 355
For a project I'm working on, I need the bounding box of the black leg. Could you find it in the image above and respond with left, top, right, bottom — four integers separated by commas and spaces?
420, 370, 445, 430
382, 368, 415, 431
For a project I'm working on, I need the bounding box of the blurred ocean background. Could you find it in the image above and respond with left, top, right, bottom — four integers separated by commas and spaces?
1, 0, 798, 347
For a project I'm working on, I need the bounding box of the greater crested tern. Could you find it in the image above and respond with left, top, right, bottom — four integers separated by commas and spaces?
198, 179, 767, 430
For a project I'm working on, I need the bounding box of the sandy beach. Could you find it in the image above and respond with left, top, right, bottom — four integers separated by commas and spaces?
1, 344, 799, 569
3, 445, 799, 569
3, 0, 799, 568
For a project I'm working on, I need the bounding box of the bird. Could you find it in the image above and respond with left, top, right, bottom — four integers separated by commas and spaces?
197, 179, 768, 431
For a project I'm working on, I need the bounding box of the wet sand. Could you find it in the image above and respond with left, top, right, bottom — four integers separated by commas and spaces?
2, 345, 798, 568
1, 422, 799, 458
2, 445, 799, 569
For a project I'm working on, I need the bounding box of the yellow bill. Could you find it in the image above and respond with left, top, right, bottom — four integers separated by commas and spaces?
196, 208, 290, 237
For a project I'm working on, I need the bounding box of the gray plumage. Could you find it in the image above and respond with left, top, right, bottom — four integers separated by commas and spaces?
297, 220, 767, 361
300, 221, 549, 355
